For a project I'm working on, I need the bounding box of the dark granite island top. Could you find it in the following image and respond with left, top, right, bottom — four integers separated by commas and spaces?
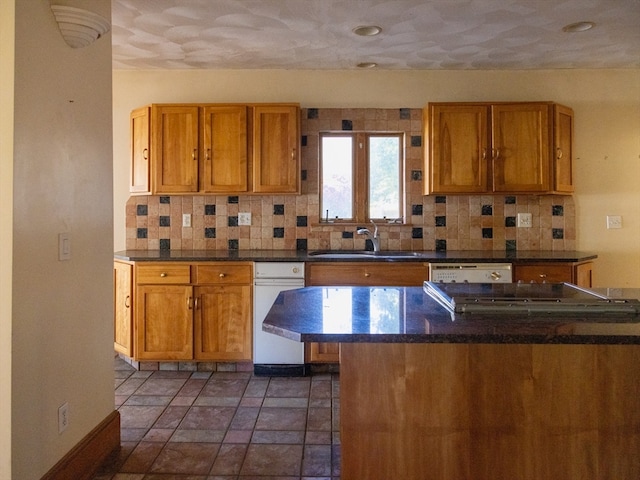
262, 286, 640, 345
263, 286, 640, 480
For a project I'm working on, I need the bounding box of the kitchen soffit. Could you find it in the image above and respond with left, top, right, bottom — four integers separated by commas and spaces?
111, 0, 640, 70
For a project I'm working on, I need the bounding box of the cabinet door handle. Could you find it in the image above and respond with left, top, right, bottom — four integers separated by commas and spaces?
192, 149, 197, 160
539, 273, 547, 278
494, 148, 501, 160
160, 272, 167, 277
364, 272, 371, 277
187, 296, 193, 310
556, 148, 563, 159
194, 297, 199, 310
206, 148, 211, 161
291, 148, 296, 159
219, 273, 226, 278
481, 148, 487, 160
124, 295, 130, 309
142, 148, 148, 160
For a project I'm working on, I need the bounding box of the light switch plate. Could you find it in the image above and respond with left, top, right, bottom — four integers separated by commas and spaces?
238, 212, 251, 226
58, 233, 71, 261
182, 213, 191, 228
606, 215, 622, 229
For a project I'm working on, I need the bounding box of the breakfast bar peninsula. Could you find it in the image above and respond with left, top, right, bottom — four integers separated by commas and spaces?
262, 284, 640, 480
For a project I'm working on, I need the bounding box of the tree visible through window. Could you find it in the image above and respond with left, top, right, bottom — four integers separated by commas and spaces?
320, 132, 403, 223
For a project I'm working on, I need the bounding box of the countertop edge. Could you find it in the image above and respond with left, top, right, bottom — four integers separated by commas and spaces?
114, 249, 598, 263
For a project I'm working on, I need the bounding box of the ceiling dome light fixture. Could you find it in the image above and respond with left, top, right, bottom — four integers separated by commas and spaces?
353, 25, 382, 36
562, 21, 595, 33
357, 62, 378, 69
51, 5, 111, 48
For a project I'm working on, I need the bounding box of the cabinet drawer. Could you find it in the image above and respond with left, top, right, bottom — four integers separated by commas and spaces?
195, 263, 252, 284
136, 264, 191, 284
307, 262, 428, 287
514, 264, 573, 283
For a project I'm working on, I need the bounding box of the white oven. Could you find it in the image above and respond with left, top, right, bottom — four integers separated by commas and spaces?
429, 263, 512, 283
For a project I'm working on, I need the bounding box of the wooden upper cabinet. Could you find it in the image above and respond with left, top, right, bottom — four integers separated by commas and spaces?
132, 103, 300, 195
151, 105, 200, 193
491, 103, 550, 193
427, 104, 489, 194
130, 106, 150, 194
253, 105, 300, 194
553, 104, 574, 193
424, 102, 573, 195
201, 105, 248, 193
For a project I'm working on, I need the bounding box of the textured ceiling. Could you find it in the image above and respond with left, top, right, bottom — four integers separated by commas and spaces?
111, 0, 640, 70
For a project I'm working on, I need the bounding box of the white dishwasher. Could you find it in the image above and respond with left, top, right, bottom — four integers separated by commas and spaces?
253, 262, 306, 376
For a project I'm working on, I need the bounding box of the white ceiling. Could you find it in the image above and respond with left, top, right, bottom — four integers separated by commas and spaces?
111, 0, 640, 70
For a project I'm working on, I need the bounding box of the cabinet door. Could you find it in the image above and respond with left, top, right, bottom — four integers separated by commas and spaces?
426, 104, 489, 194
135, 285, 193, 360
201, 105, 248, 193
114, 261, 133, 356
151, 105, 200, 193
130, 107, 150, 194
194, 285, 252, 361
491, 104, 551, 193
253, 105, 300, 194
553, 104, 574, 193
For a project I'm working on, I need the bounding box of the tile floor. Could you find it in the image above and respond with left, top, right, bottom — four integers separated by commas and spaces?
93, 356, 341, 479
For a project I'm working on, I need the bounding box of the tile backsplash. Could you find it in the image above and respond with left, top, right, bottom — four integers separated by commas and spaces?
126, 108, 575, 252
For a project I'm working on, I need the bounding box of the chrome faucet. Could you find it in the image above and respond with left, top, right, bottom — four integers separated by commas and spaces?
357, 221, 380, 252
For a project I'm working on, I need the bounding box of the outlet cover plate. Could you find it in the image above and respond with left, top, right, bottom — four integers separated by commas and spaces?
517, 213, 532, 228
606, 215, 622, 229
182, 213, 191, 228
238, 212, 251, 226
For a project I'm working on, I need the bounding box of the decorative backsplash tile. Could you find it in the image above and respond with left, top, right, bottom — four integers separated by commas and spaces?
126, 107, 576, 252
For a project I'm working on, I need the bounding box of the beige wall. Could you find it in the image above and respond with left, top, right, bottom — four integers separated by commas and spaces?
0, 1, 15, 476
10, 1, 114, 477
113, 69, 640, 287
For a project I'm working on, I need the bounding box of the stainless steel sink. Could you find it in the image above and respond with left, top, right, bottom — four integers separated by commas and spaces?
308, 250, 426, 259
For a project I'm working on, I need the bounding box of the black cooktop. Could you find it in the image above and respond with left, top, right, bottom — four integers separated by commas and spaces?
424, 282, 640, 315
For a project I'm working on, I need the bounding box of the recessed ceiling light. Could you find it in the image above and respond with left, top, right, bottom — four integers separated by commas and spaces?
357, 62, 378, 69
353, 25, 382, 36
562, 21, 595, 33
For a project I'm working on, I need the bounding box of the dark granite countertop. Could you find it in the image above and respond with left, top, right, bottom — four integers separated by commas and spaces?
114, 249, 597, 263
262, 286, 640, 345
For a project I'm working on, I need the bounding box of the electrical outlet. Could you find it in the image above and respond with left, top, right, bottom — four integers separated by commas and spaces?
238, 212, 251, 226
606, 215, 622, 229
517, 213, 532, 228
182, 213, 191, 228
58, 402, 69, 434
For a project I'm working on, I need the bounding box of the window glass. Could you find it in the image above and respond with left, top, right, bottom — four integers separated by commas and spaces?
369, 136, 401, 220
321, 135, 353, 220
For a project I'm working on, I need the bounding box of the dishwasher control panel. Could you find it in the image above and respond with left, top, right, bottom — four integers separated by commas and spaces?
254, 262, 305, 279
429, 263, 512, 283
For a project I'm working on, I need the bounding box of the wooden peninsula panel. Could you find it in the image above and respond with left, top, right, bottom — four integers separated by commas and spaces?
340, 343, 640, 480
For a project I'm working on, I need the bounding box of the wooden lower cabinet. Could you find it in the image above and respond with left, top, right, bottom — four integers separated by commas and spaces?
114, 261, 133, 356
130, 261, 252, 362
514, 261, 593, 288
136, 284, 193, 360
305, 262, 430, 363
194, 285, 252, 361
